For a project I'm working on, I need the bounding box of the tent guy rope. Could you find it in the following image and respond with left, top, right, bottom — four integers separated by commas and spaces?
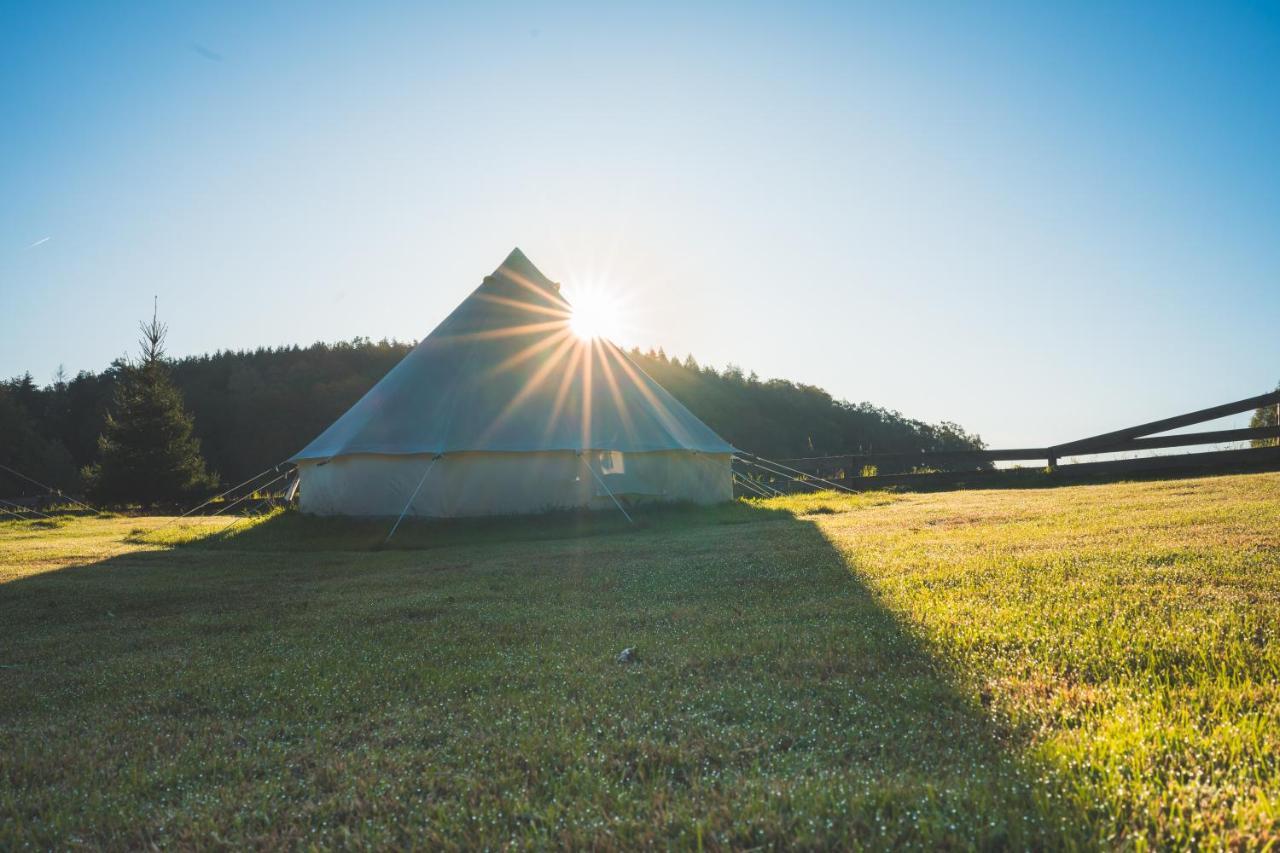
0, 497, 53, 519
732, 472, 775, 499
155, 463, 289, 530
735, 454, 859, 495
384, 455, 442, 544
0, 503, 36, 521
580, 454, 634, 524
210, 471, 291, 519
0, 462, 101, 514
735, 457, 821, 492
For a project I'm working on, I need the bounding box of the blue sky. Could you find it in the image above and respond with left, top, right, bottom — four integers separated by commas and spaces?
2, 1, 1278, 448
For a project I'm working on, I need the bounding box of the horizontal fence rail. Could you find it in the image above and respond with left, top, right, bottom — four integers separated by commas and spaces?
737, 390, 1280, 494
1051, 390, 1280, 456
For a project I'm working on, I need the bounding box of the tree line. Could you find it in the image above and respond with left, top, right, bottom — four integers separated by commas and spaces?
3, 330, 993, 505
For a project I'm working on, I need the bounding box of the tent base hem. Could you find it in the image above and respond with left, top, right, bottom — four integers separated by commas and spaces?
296, 450, 733, 518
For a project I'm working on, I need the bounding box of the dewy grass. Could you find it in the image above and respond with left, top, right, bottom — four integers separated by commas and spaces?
2, 472, 1279, 847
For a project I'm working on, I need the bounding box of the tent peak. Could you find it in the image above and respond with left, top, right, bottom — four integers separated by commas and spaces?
495, 247, 557, 291
502, 246, 532, 266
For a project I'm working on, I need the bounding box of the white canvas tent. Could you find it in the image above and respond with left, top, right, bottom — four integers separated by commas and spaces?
290, 249, 735, 517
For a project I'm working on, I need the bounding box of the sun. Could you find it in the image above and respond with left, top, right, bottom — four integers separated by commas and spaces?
568, 288, 623, 341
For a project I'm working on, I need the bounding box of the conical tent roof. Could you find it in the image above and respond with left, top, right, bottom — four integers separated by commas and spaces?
291, 249, 735, 461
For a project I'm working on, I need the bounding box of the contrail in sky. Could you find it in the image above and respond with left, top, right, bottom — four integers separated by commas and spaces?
189, 42, 224, 62
27, 236, 50, 249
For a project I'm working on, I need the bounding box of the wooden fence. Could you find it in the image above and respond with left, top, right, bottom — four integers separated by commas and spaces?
737, 389, 1280, 494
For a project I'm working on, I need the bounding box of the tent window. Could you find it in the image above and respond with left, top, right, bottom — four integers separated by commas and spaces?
599, 451, 625, 475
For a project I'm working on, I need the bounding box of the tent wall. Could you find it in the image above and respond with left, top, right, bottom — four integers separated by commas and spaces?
296, 450, 732, 518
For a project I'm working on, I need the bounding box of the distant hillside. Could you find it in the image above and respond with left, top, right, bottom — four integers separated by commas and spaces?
630, 349, 983, 464
1, 339, 983, 495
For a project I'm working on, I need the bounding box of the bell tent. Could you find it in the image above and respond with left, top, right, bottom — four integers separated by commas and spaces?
290, 249, 735, 517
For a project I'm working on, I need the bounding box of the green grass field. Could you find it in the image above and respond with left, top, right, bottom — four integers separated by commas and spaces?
3, 472, 1279, 848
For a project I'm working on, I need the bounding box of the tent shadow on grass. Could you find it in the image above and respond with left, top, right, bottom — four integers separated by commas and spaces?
168, 499, 798, 552
0, 503, 1092, 848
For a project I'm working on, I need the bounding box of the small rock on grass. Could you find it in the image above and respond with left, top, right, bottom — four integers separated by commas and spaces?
616, 647, 637, 664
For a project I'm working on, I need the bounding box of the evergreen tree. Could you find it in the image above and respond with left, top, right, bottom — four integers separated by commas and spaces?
9, 372, 37, 409
84, 308, 217, 506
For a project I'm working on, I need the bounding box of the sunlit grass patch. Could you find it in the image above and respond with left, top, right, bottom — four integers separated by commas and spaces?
749, 488, 899, 516
122, 508, 285, 548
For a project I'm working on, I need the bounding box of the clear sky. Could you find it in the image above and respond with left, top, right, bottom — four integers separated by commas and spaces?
3, 1, 1278, 448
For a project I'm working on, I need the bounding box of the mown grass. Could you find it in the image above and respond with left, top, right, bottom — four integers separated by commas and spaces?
2, 473, 1279, 848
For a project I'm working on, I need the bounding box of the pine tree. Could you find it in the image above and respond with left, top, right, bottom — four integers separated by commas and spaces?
84, 307, 217, 506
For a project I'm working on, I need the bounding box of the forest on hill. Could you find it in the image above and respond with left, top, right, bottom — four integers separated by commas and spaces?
0, 339, 986, 498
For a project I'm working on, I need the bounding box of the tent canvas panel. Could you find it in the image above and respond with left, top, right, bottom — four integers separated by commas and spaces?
296, 450, 732, 518
290, 249, 734, 463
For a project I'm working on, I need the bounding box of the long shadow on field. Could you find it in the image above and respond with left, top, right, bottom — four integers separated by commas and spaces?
0, 505, 1090, 848
167, 499, 787, 552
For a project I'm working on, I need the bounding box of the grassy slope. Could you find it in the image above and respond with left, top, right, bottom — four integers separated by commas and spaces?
1, 473, 1277, 848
